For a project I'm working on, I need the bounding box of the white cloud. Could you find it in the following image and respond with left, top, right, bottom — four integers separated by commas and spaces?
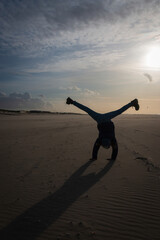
59, 85, 100, 96
59, 86, 81, 91
67, 86, 81, 91
83, 88, 100, 96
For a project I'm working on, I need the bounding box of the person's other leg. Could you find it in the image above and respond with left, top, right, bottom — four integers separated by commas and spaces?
103, 102, 132, 120
102, 99, 139, 121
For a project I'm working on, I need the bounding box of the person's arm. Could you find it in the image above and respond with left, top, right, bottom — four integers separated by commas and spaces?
91, 138, 101, 160
108, 138, 118, 160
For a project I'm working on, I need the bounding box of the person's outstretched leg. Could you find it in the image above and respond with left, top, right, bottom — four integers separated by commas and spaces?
66, 97, 101, 122
102, 99, 139, 121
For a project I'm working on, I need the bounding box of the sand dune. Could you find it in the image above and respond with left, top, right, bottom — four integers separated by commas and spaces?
0, 114, 160, 240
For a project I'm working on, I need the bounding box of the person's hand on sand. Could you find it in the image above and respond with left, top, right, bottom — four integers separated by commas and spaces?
90, 158, 97, 162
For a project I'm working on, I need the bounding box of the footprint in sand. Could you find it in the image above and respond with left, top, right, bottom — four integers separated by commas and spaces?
135, 155, 159, 172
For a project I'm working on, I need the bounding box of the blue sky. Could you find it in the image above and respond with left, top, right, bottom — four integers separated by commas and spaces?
0, 0, 160, 113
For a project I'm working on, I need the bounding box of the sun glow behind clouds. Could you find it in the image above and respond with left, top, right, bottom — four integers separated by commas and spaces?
145, 46, 160, 70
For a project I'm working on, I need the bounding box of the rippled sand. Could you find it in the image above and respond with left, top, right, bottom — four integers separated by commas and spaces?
0, 113, 160, 240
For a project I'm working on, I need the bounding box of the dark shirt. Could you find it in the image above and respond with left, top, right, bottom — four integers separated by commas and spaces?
94, 120, 118, 160
97, 120, 115, 140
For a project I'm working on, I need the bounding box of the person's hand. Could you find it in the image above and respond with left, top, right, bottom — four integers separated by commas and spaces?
107, 158, 115, 161
90, 158, 97, 162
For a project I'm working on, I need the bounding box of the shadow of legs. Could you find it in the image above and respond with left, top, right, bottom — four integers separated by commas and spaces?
0, 159, 116, 240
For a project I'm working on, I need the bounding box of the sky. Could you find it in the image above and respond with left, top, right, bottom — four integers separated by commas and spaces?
0, 0, 160, 114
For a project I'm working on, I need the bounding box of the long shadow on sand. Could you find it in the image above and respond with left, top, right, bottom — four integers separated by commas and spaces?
0, 159, 115, 240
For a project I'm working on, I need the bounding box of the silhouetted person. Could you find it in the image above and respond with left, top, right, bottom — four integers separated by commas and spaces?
66, 97, 139, 161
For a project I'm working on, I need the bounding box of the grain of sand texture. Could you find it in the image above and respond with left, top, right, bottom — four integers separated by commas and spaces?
0, 113, 160, 240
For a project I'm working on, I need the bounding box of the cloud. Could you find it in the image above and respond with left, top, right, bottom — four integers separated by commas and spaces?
38, 94, 44, 98
67, 86, 81, 91
83, 88, 100, 96
60, 86, 81, 91
144, 73, 153, 82
60, 85, 99, 96
0, 92, 53, 110
0, 0, 160, 57
0, 92, 6, 97
2, 0, 159, 32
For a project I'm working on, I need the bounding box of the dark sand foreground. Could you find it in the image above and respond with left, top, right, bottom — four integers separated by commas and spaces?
0, 113, 160, 240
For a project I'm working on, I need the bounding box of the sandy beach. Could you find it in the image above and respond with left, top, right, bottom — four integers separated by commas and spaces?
0, 113, 160, 240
